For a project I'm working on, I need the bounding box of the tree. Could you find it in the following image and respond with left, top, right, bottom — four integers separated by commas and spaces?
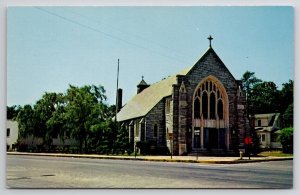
282, 103, 293, 128
241, 71, 262, 116
7, 105, 21, 120
279, 80, 293, 113
64, 84, 107, 153
17, 105, 36, 140
33, 92, 66, 150
279, 80, 293, 128
250, 81, 280, 114
241, 71, 262, 154
278, 127, 293, 153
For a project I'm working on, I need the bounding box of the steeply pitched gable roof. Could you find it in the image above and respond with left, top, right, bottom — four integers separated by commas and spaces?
117, 67, 191, 121
117, 47, 231, 122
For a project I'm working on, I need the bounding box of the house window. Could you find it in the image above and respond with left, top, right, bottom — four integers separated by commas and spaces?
153, 124, 158, 138
257, 120, 261, 127
7, 128, 10, 137
261, 134, 266, 142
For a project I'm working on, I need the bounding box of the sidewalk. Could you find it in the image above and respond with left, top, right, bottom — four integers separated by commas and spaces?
6, 152, 293, 164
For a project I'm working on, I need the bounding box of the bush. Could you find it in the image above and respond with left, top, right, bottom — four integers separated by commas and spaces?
278, 127, 293, 153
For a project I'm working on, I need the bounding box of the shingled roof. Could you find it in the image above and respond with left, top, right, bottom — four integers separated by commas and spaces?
117, 67, 191, 122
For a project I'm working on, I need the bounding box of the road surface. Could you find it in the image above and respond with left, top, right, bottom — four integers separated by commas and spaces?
6, 155, 293, 188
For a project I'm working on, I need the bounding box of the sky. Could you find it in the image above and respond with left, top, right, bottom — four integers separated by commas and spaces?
7, 6, 294, 107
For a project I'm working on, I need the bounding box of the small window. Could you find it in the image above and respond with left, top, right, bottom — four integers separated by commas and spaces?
166, 99, 170, 114
258, 120, 261, 127
7, 128, 10, 137
135, 122, 140, 137
261, 134, 266, 142
153, 124, 158, 138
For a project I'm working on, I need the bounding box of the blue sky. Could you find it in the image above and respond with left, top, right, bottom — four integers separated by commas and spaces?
7, 6, 294, 106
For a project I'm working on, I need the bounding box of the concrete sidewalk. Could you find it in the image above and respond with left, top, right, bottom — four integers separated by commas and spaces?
6, 152, 293, 164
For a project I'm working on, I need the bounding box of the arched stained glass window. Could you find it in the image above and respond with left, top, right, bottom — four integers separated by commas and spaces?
218, 99, 223, 120
194, 77, 227, 121
202, 92, 208, 119
210, 93, 216, 119
194, 98, 200, 119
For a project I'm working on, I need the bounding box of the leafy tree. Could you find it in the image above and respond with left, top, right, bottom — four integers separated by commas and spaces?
64, 84, 107, 153
250, 81, 280, 114
7, 105, 21, 120
17, 105, 36, 139
279, 80, 293, 113
282, 103, 293, 128
279, 80, 293, 128
241, 71, 262, 116
33, 92, 65, 150
278, 127, 293, 153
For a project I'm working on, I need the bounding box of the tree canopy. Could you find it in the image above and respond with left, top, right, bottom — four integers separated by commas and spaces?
15, 84, 129, 154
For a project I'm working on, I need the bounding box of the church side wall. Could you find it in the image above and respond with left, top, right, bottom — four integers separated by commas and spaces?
145, 100, 166, 146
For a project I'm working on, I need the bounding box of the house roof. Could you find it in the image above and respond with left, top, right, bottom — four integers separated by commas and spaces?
255, 113, 279, 119
117, 66, 191, 122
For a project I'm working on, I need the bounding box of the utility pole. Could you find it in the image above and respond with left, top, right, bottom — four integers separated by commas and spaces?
113, 59, 119, 154
115, 59, 119, 122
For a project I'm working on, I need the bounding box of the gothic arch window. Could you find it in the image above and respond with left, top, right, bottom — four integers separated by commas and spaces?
210, 92, 216, 119
217, 99, 224, 119
193, 76, 227, 120
194, 98, 200, 118
202, 92, 208, 119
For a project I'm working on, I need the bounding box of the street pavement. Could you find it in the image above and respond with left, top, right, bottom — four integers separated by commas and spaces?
6, 154, 293, 188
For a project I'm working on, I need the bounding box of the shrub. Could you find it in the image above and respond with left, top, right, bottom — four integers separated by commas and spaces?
278, 127, 293, 153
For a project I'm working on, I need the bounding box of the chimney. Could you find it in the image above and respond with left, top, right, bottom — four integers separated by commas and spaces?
117, 88, 123, 112
137, 76, 150, 94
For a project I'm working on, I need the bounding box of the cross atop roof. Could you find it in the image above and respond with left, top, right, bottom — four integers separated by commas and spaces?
208, 35, 213, 48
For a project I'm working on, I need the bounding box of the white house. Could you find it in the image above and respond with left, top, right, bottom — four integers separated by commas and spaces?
255, 113, 282, 149
6, 120, 19, 151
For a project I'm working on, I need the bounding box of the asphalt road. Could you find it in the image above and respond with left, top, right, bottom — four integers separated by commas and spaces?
6, 155, 293, 189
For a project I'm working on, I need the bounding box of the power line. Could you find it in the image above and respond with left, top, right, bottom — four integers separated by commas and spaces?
34, 7, 191, 65
64, 8, 196, 61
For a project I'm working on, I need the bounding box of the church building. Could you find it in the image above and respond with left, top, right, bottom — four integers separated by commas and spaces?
117, 36, 250, 155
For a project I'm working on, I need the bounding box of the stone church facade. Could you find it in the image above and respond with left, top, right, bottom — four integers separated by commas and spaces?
117, 38, 250, 155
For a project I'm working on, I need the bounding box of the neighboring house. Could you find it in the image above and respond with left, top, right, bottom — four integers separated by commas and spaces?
6, 120, 78, 151
117, 37, 250, 156
6, 120, 19, 151
255, 113, 282, 149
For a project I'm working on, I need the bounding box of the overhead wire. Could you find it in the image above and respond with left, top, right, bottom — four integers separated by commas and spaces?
64, 8, 196, 61
34, 7, 191, 65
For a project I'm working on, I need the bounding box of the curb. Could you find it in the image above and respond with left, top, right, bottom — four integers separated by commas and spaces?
6, 152, 293, 164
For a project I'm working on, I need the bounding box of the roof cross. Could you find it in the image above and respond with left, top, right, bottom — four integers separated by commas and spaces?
208, 35, 213, 48
142, 75, 144, 80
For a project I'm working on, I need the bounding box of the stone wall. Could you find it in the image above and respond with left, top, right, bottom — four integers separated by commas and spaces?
145, 100, 166, 146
